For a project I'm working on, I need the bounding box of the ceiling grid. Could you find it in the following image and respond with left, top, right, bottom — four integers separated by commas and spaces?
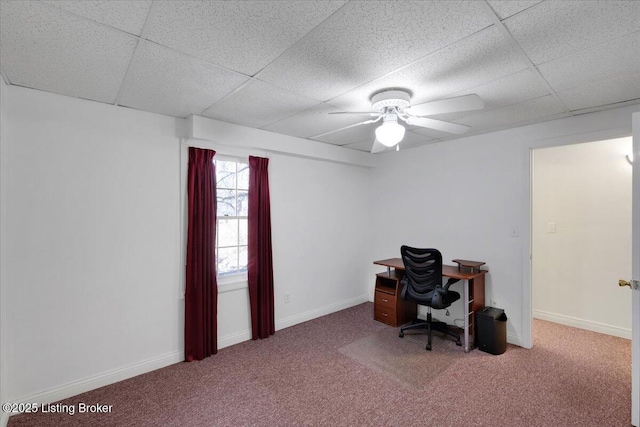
0, 0, 638, 152
479, 0, 571, 115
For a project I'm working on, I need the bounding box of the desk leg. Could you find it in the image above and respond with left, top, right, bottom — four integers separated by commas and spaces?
463, 279, 470, 352
468, 275, 485, 351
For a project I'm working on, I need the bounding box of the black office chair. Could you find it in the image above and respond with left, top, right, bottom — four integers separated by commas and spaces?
398, 246, 461, 351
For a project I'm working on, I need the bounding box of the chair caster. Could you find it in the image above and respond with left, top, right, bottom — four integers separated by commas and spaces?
399, 331, 404, 338
426, 344, 432, 351
456, 340, 462, 346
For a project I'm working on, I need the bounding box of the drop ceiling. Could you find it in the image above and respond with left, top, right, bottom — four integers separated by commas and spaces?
1, 0, 639, 153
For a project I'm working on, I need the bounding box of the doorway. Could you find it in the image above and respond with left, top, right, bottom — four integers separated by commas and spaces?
531, 137, 633, 338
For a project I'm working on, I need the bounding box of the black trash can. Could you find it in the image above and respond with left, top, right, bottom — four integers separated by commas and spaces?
476, 307, 507, 355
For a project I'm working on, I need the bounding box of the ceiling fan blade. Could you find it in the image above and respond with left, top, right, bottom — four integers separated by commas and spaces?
329, 111, 380, 116
370, 138, 385, 154
406, 117, 470, 134
310, 116, 381, 139
405, 94, 484, 116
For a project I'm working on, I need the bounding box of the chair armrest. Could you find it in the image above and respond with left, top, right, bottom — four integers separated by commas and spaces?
443, 278, 460, 290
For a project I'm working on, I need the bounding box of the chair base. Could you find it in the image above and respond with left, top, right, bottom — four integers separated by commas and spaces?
399, 314, 462, 351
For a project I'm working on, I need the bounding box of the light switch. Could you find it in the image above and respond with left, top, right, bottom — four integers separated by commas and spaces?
547, 222, 557, 233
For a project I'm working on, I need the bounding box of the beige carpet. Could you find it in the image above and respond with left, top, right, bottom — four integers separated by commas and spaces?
338, 326, 465, 389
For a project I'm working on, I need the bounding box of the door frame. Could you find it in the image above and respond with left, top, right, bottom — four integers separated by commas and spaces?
521, 125, 636, 423
521, 128, 633, 348
631, 111, 639, 426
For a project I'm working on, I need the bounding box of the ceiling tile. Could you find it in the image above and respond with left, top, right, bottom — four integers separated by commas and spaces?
557, 73, 640, 111
456, 95, 568, 130
313, 120, 377, 145
411, 126, 460, 140
341, 139, 377, 152
1, 0, 636, 147
314, 119, 437, 146
342, 130, 435, 153
0, 1, 137, 104
456, 69, 551, 110
396, 130, 436, 148
263, 103, 374, 139
538, 31, 640, 93
327, 26, 528, 113
43, 0, 152, 36
118, 41, 249, 118
503, 0, 640, 65
202, 79, 321, 128
486, 1, 543, 20
145, 1, 347, 76
433, 69, 551, 123
257, 0, 492, 101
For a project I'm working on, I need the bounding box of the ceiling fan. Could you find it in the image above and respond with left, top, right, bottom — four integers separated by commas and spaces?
322, 90, 484, 153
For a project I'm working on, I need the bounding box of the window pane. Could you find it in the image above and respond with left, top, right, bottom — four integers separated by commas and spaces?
216, 160, 236, 189
238, 246, 248, 273
218, 219, 238, 247
217, 189, 236, 216
239, 219, 248, 245
218, 247, 238, 276
237, 190, 248, 216
237, 163, 249, 190
215, 158, 250, 280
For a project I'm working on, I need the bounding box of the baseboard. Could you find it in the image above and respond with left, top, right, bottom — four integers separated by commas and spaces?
507, 332, 524, 347
218, 329, 252, 350
218, 295, 369, 347
533, 309, 631, 339
2, 351, 183, 424
276, 295, 369, 331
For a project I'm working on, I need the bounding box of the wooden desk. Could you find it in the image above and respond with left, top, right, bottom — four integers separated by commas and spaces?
373, 258, 486, 352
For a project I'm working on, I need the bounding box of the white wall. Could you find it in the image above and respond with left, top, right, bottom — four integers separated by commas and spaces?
370, 104, 640, 346
4, 86, 183, 404
181, 116, 372, 347
369, 131, 525, 337
269, 153, 371, 322
532, 138, 632, 338
1, 86, 371, 416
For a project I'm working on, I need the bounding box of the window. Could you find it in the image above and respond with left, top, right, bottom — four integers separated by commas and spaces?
215, 157, 249, 279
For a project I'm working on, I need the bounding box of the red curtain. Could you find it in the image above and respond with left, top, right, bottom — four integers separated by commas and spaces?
185, 147, 217, 361
248, 156, 275, 339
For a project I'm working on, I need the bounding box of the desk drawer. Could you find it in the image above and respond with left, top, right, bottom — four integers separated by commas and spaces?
374, 305, 396, 326
374, 290, 396, 310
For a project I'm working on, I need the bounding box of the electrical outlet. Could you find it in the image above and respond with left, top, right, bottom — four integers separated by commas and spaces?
284, 292, 290, 304
510, 226, 519, 237
490, 299, 498, 307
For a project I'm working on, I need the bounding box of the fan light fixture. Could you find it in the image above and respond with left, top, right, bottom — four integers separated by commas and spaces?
323, 89, 485, 153
375, 114, 405, 147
